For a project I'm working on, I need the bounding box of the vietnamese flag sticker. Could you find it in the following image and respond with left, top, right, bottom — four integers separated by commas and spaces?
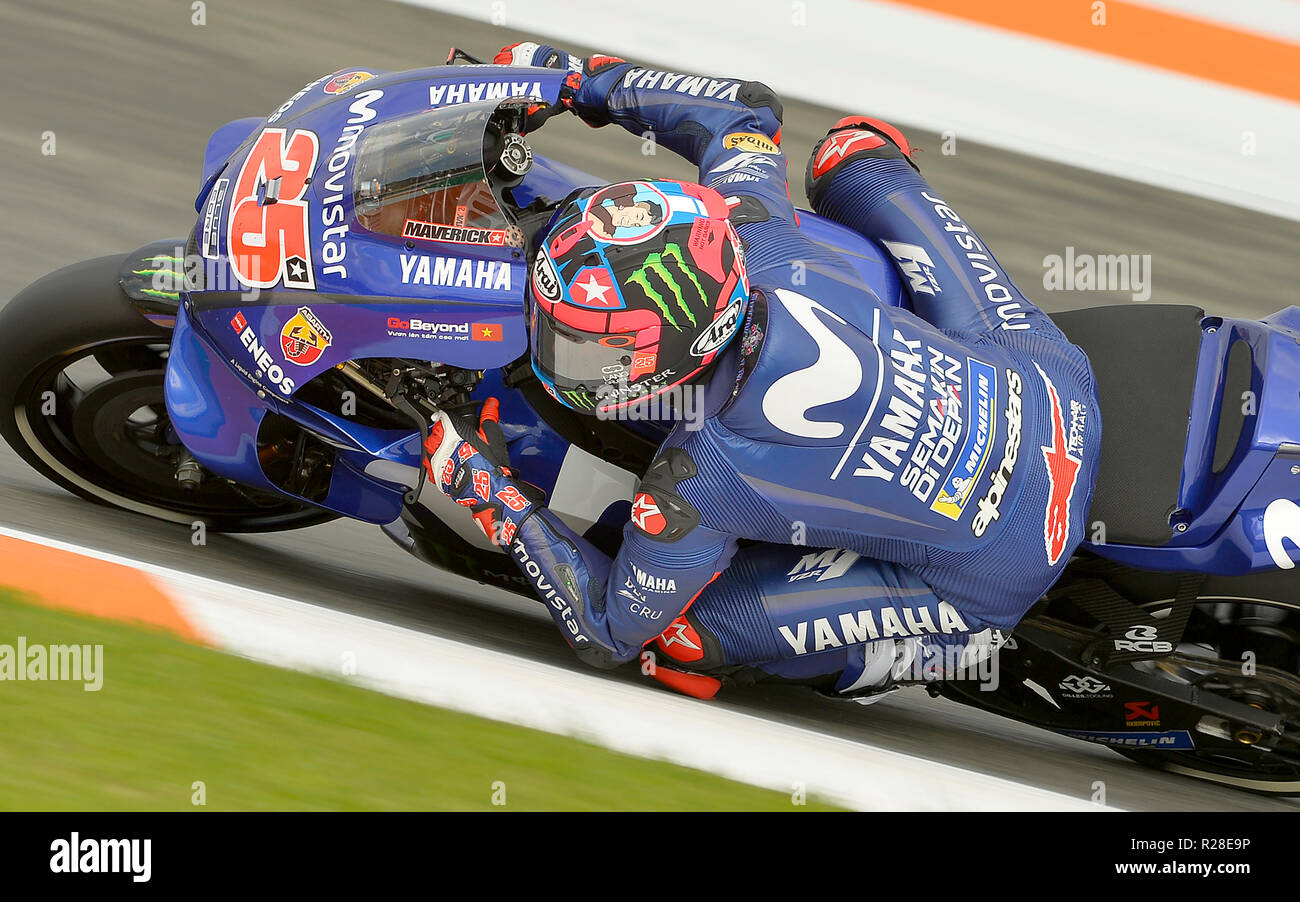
471, 323, 503, 341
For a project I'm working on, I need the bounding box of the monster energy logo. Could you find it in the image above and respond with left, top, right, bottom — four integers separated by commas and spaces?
627, 244, 705, 330
562, 390, 595, 409
135, 254, 186, 300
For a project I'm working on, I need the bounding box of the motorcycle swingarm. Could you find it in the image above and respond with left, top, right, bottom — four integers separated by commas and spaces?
939, 617, 1288, 744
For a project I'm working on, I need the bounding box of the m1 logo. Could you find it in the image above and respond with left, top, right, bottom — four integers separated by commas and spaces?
228, 128, 319, 290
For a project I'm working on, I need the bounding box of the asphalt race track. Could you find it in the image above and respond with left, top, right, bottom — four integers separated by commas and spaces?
1, 0, 1298, 811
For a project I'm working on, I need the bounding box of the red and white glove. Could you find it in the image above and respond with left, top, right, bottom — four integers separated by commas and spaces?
424, 398, 542, 546
490, 42, 583, 130
493, 41, 582, 72
492, 42, 628, 129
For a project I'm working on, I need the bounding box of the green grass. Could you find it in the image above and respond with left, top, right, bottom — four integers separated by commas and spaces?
0, 593, 839, 811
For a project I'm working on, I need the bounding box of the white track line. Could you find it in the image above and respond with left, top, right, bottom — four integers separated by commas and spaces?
0, 523, 1113, 811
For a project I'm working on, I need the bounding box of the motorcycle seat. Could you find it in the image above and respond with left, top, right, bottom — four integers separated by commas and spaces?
1048, 304, 1208, 547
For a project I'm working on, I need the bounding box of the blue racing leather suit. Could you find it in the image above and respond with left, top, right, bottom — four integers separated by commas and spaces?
444, 59, 1102, 684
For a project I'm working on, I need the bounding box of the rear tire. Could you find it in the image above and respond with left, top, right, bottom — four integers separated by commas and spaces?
0, 254, 337, 532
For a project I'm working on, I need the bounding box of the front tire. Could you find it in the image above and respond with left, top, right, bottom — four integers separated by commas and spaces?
0, 254, 336, 532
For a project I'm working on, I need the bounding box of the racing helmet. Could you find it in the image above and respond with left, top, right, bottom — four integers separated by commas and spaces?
529, 179, 750, 414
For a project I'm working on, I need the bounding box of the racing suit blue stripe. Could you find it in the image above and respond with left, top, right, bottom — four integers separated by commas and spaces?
811, 158, 1064, 338
680, 541, 1000, 692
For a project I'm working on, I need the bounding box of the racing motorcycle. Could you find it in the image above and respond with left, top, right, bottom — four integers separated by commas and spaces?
2, 54, 1298, 795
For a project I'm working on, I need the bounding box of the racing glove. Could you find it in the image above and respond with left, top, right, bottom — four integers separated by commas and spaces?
493, 41, 628, 127
423, 400, 623, 669
493, 41, 583, 131
493, 41, 581, 72
424, 398, 542, 547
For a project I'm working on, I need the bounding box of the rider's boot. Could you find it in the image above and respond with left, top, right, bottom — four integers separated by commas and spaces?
821, 637, 921, 705
825, 628, 1011, 704
643, 612, 725, 699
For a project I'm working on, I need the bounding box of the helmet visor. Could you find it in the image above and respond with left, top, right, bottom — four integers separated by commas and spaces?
531, 313, 642, 390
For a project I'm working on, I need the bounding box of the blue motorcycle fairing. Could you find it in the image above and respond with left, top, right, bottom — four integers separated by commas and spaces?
191, 298, 526, 394
187, 68, 557, 383
197, 116, 265, 210
1086, 310, 1300, 573
165, 303, 407, 525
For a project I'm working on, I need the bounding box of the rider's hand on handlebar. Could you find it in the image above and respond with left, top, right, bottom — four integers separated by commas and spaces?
493, 42, 628, 129
493, 42, 585, 130
494, 41, 579, 72
426, 398, 512, 480
424, 398, 543, 546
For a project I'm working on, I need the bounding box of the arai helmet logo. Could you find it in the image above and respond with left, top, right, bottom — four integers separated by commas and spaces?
689, 299, 743, 357
531, 252, 561, 302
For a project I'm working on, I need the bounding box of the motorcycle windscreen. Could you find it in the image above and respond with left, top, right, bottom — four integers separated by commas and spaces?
352, 100, 519, 247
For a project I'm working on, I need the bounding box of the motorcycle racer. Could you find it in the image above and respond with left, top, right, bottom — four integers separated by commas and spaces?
425, 42, 1103, 699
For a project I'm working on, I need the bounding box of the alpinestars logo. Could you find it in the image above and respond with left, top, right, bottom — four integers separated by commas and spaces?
631, 492, 666, 535
811, 129, 886, 179
972, 368, 1023, 537
660, 621, 700, 650
657, 618, 705, 662
626, 243, 703, 330
1036, 364, 1083, 565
